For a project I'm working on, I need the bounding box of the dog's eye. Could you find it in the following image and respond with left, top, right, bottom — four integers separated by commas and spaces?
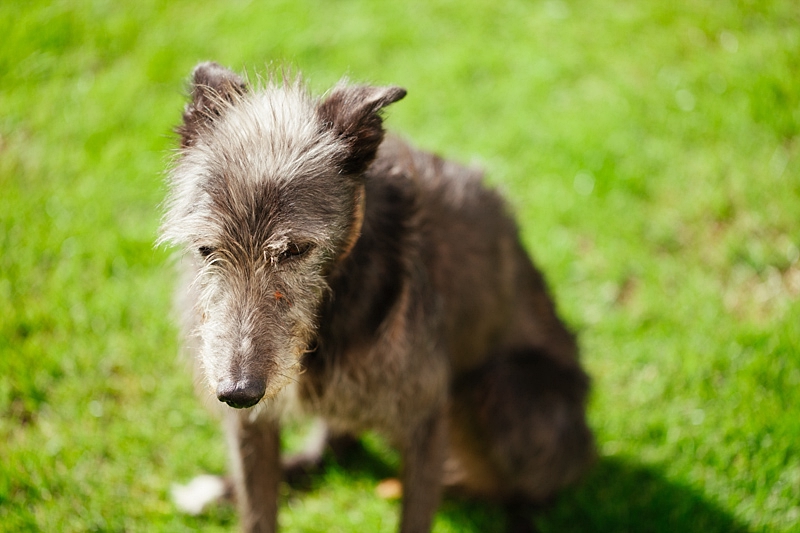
198, 246, 216, 258
279, 242, 312, 261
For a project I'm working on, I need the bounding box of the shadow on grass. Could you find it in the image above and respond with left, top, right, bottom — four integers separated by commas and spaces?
536, 456, 752, 533
305, 444, 752, 533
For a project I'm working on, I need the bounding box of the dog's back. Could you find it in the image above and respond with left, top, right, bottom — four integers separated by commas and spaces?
373, 136, 581, 369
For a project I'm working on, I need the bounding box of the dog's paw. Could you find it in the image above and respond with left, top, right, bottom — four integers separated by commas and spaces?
171, 474, 228, 515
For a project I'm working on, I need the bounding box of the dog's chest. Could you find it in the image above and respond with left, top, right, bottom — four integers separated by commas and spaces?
297, 341, 447, 440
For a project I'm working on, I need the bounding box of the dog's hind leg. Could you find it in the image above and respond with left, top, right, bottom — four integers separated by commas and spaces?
450, 350, 594, 530
224, 410, 281, 533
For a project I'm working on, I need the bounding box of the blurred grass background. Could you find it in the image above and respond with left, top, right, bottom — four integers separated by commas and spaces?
1, 0, 798, 531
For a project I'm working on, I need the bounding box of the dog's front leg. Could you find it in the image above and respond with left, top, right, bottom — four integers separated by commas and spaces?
224, 409, 281, 533
398, 407, 447, 533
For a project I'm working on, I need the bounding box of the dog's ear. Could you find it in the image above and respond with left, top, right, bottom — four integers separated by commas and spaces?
318, 84, 407, 175
178, 62, 248, 148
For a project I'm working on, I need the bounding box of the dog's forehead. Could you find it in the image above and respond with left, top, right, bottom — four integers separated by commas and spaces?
164, 83, 357, 249
193, 171, 351, 250
197, 86, 343, 184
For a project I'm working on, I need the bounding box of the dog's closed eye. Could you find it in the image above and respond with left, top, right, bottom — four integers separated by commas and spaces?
279, 242, 312, 262
198, 246, 216, 258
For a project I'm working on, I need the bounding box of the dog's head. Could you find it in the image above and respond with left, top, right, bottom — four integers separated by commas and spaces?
160, 62, 405, 408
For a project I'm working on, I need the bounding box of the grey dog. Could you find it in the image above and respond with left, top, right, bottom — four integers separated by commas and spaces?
160, 62, 594, 533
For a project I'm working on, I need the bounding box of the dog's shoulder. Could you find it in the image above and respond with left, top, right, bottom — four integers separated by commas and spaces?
369, 135, 513, 233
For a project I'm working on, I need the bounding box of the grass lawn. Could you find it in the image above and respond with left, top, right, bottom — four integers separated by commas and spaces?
1, 0, 798, 531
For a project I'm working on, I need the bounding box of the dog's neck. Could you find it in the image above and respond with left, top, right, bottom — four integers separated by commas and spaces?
312, 170, 419, 359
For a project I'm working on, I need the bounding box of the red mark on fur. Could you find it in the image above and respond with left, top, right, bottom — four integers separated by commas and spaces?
274, 290, 290, 306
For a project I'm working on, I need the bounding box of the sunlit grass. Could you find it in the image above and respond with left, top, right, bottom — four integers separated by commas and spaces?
1, 1, 798, 531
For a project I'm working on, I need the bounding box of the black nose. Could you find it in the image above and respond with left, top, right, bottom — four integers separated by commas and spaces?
216, 378, 266, 409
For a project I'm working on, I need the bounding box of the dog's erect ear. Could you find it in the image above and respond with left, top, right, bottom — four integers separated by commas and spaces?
178, 62, 248, 148
318, 84, 407, 175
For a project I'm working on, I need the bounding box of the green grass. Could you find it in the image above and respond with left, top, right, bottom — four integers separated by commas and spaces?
1, 0, 798, 531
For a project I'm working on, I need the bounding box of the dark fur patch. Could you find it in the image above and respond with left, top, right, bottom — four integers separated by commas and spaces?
313, 170, 419, 358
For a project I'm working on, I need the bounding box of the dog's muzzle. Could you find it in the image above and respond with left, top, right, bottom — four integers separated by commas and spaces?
216, 378, 266, 409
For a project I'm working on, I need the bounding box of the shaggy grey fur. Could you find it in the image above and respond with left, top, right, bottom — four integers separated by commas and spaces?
161, 62, 594, 533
